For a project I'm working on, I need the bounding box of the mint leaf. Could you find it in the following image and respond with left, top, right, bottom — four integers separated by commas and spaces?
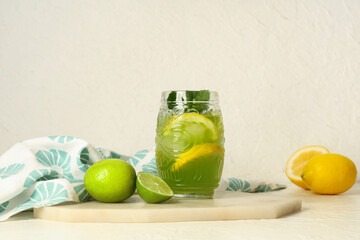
193, 90, 210, 101
185, 91, 194, 109
186, 91, 194, 101
167, 91, 178, 110
190, 90, 210, 113
166, 90, 211, 113
167, 91, 177, 102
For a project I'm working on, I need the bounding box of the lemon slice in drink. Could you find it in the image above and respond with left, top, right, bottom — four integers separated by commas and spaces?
136, 172, 174, 203
286, 145, 330, 189
172, 143, 224, 171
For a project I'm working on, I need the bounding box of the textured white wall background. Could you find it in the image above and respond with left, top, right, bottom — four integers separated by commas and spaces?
1, 0, 359, 183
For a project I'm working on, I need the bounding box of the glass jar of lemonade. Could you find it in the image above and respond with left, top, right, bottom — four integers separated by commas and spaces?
155, 90, 225, 198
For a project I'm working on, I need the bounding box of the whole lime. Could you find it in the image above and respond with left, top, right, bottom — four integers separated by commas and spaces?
84, 159, 136, 202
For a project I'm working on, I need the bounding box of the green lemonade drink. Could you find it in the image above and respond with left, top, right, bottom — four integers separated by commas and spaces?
156, 90, 224, 198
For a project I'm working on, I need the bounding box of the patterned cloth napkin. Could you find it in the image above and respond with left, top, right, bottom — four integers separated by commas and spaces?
0, 136, 286, 222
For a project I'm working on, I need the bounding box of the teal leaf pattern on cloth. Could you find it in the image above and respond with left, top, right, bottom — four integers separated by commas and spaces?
134, 150, 149, 160
77, 148, 90, 173
97, 148, 122, 160
127, 157, 139, 167
35, 149, 73, 179
65, 179, 91, 202
73, 183, 91, 202
0, 163, 25, 180
0, 201, 9, 213
48, 136, 76, 143
253, 184, 273, 192
128, 149, 149, 167
226, 177, 251, 192
108, 151, 121, 159
23, 169, 59, 187
142, 157, 158, 175
16, 182, 68, 211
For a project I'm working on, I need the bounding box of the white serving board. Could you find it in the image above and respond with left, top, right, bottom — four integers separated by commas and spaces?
34, 192, 301, 223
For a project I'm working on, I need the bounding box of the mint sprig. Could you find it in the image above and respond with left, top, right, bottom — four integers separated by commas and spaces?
167, 90, 210, 113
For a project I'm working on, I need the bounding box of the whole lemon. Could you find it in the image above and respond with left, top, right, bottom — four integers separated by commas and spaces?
84, 159, 136, 202
301, 153, 357, 194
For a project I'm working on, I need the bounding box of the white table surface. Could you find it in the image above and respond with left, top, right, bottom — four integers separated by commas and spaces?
1, 183, 359, 240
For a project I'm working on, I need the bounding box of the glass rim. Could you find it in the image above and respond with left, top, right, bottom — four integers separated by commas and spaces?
161, 90, 220, 103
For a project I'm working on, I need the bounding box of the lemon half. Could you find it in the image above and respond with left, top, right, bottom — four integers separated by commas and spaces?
286, 145, 330, 189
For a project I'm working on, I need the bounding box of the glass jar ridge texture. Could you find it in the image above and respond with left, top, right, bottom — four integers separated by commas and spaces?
155, 90, 225, 198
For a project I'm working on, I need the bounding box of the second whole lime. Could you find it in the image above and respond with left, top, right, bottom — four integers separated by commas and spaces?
84, 159, 136, 203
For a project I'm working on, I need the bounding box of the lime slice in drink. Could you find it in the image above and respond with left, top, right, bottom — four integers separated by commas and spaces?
136, 172, 174, 203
